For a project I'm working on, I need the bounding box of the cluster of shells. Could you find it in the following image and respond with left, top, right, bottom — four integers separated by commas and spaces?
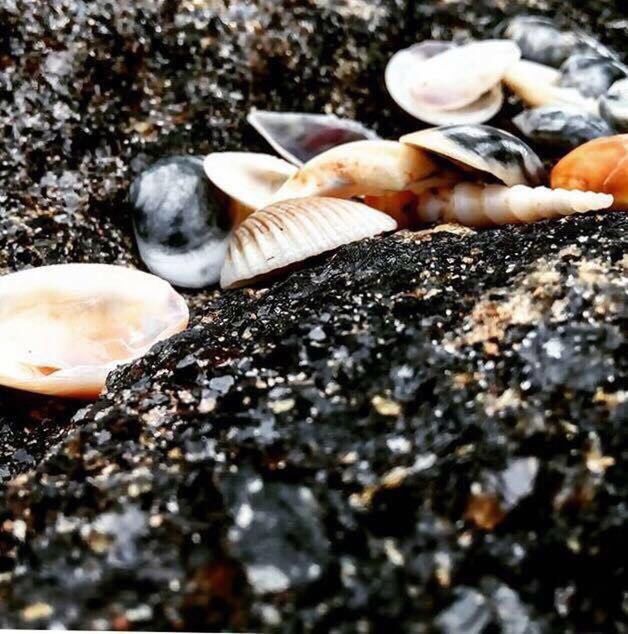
1, 15, 627, 399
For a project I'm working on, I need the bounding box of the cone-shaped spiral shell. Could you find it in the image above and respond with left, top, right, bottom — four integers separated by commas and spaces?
247, 110, 379, 166
220, 198, 397, 289
414, 183, 614, 227
0, 264, 189, 398
401, 125, 546, 186
270, 140, 439, 203
550, 134, 628, 209
385, 41, 505, 125
203, 152, 298, 222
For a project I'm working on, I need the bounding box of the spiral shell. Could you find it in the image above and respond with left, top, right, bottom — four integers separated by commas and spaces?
414, 183, 613, 226
220, 198, 397, 289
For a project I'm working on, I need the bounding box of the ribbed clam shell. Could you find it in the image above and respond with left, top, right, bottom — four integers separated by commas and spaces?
0, 264, 189, 398
415, 183, 614, 226
401, 125, 546, 187
220, 198, 397, 289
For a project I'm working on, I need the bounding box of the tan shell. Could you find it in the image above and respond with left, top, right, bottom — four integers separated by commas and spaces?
503, 59, 599, 113
414, 183, 614, 226
220, 197, 397, 289
270, 140, 439, 203
0, 264, 189, 398
203, 152, 298, 223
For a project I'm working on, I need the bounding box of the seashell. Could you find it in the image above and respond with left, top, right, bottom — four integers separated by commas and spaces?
513, 106, 614, 151
130, 156, 231, 288
400, 124, 547, 186
270, 140, 439, 203
220, 197, 397, 289
413, 183, 614, 226
599, 79, 628, 132
385, 41, 506, 125
558, 54, 628, 98
495, 16, 579, 67
203, 152, 298, 223
503, 59, 599, 113
247, 110, 379, 166
551, 134, 628, 209
0, 264, 189, 398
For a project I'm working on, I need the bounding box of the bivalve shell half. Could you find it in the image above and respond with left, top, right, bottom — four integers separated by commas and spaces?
599, 79, 628, 132
220, 198, 397, 289
270, 140, 439, 203
204, 152, 298, 223
0, 264, 189, 398
385, 41, 507, 125
400, 124, 547, 186
247, 110, 379, 166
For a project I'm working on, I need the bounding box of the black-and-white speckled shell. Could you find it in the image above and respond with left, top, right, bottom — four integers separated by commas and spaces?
401, 124, 547, 187
600, 79, 628, 132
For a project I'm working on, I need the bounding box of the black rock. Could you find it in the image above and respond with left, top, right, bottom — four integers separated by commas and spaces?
130, 156, 230, 288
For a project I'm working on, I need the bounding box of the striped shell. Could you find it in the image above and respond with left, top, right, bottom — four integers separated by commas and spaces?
220, 198, 397, 289
0, 264, 189, 398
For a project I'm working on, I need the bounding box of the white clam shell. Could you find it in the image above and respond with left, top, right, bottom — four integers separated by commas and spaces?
0, 264, 189, 398
220, 197, 397, 289
385, 41, 514, 125
503, 59, 599, 113
270, 140, 438, 203
203, 152, 298, 218
247, 110, 379, 166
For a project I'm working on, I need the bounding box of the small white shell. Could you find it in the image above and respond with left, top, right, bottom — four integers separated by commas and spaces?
415, 183, 614, 226
247, 110, 379, 166
270, 140, 438, 203
385, 42, 506, 125
220, 197, 397, 289
203, 152, 298, 220
0, 264, 189, 398
503, 59, 599, 113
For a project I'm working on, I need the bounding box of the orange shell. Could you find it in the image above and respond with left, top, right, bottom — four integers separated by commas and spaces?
550, 134, 628, 209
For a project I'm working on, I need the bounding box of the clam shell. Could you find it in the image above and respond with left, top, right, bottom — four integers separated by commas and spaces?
513, 106, 614, 151
503, 59, 599, 112
558, 54, 628, 98
0, 264, 189, 398
400, 124, 547, 187
247, 110, 379, 166
551, 134, 628, 209
203, 152, 298, 221
385, 41, 505, 125
270, 140, 438, 203
220, 198, 397, 289
599, 79, 628, 132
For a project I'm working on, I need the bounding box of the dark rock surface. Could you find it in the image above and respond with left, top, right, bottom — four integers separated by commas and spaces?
0, 0, 627, 631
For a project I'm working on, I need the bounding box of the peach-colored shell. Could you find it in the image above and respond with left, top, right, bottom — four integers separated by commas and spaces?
0, 264, 189, 398
551, 135, 628, 209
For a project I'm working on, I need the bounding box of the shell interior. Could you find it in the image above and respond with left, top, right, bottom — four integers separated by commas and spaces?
247, 110, 379, 166
385, 41, 505, 125
400, 124, 547, 187
0, 264, 189, 398
220, 197, 397, 289
203, 152, 298, 217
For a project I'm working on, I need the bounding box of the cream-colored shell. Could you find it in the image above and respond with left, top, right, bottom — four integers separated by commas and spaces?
220, 197, 397, 288
270, 140, 439, 203
0, 264, 189, 398
415, 183, 614, 226
203, 152, 298, 220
